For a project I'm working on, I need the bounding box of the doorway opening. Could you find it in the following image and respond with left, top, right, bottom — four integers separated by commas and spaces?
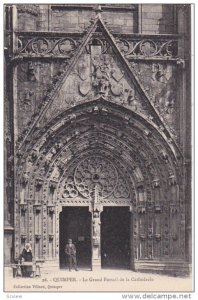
59, 206, 92, 270
101, 206, 130, 269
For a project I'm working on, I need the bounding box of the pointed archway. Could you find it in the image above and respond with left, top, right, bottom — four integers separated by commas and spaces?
14, 98, 184, 273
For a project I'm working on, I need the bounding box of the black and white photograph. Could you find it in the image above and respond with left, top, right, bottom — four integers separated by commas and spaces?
3, 2, 194, 295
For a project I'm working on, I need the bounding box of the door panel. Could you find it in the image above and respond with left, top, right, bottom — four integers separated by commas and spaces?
59, 207, 91, 269
101, 206, 130, 269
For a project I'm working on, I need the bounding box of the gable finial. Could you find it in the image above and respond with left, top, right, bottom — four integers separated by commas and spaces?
94, 4, 102, 17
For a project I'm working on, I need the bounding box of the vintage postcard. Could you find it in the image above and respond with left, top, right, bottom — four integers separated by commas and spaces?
3, 2, 193, 295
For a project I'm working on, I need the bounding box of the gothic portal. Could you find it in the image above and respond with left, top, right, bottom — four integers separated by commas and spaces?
4, 4, 191, 275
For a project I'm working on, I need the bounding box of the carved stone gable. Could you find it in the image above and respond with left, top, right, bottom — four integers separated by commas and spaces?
43, 49, 146, 124
16, 16, 181, 152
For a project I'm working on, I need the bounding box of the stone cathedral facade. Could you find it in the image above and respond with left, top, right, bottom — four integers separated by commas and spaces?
4, 4, 191, 274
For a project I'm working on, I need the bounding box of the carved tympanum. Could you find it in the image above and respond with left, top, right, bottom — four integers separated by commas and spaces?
74, 156, 118, 199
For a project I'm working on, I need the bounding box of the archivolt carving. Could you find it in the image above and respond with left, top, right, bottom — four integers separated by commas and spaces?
15, 100, 181, 212
14, 121, 183, 261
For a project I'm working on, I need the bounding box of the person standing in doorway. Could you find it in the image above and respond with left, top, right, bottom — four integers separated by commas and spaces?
65, 239, 78, 271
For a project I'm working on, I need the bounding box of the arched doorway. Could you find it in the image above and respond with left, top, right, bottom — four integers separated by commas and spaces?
57, 154, 134, 270
14, 99, 184, 273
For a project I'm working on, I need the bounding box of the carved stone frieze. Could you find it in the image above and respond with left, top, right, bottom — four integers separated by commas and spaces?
17, 36, 81, 58
116, 37, 178, 59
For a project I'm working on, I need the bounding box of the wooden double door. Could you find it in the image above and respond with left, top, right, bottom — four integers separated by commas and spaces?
59, 206, 130, 270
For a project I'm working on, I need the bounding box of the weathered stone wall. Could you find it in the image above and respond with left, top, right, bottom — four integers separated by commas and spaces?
141, 4, 175, 34
16, 61, 67, 135
12, 4, 178, 34
51, 6, 95, 32
15, 4, 139, 33
16, 4, 40, 31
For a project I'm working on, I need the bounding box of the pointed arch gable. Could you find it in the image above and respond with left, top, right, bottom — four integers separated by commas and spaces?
17, 16, 181, 155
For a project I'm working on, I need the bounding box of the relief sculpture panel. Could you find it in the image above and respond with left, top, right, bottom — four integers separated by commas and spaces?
44, 49, 146, 126
17, 60, 68, 136
130, 62, 179, 141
